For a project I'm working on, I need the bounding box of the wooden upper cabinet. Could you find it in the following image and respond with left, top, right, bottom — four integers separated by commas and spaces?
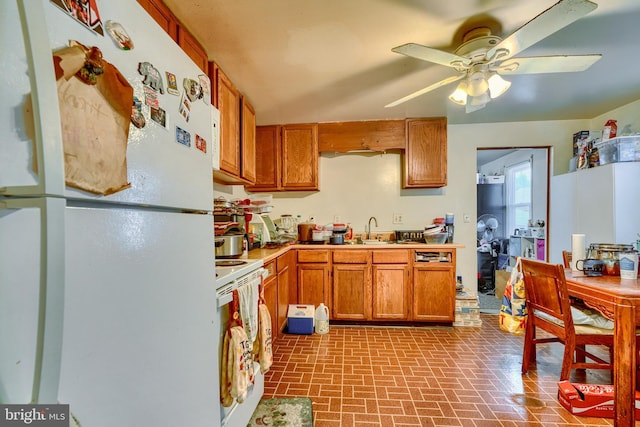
137, 0, 177, 41
318, 120, 405, 152
177, 27, 208, 72
281, 124, 319, 191
403, 117, 447, 188
241, 98, 256, 183
217, 67, 241, 177
246, 126, 280, 192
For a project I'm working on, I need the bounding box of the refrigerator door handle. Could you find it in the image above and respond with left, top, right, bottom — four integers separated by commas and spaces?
2, 197, 66, 403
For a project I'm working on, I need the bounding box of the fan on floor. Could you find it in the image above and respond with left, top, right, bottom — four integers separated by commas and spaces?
477, 214, 500, 253
385, 0, 601, 113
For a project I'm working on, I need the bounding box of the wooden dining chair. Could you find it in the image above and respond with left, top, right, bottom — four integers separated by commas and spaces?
520, 258, 614, 381
562, 250, 572, 269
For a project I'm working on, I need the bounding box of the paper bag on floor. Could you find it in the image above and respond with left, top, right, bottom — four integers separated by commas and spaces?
52, 42, 132, 195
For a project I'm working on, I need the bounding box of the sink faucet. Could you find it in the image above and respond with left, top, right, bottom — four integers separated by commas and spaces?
367, 216, 378, 240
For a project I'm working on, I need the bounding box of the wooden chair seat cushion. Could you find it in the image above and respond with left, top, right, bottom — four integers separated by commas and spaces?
534, 309, 614, 335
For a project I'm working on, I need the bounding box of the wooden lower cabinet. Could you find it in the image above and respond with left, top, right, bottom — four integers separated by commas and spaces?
412, 265, 455, 322
332, 264, 372, 320
297, 249, 330, 308
276, 251, 294, 337
372, 264, 411, 320
262, 261, 278, 343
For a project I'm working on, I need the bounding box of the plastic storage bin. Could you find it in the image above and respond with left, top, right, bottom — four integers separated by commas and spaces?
595, 136, 640, 165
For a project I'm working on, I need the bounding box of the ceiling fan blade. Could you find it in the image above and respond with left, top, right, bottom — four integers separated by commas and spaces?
385, 74, 464, 108
392, 43, 471, 69
487, 0, 597, 62
496, 54, 601, 74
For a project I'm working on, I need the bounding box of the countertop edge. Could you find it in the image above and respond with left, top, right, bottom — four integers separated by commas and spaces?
245, 243, 465, 264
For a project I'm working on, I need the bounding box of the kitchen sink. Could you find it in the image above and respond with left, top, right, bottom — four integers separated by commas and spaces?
360, 240, 391, 245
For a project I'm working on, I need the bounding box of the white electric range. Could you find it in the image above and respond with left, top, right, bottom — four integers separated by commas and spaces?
215, 258, 263, 289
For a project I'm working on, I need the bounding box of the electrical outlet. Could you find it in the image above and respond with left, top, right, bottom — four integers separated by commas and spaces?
333, 215, 341, 223
392, 213, 403, 224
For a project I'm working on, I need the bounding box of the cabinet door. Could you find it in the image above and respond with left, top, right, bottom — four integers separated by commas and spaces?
281, 124, 319, 191
332, 264, 371, 320
412, 266, 455, 322
297, 264, 329, 308
241, 98, 256, 183
177, 27, 208, 72
262, 262, 278, 344
372, 265, 410, 320
217, 68, 241, 177
137, 0, 177, 41
247, 126, 281, 191
276, 258, 290, 337
403, 118, 447, 188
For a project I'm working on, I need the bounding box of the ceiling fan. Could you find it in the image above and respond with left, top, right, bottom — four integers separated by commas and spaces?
385, 0, 601, 113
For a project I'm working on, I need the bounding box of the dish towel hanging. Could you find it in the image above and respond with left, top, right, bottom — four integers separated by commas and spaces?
220, 325, 253, 407
255, 303, 273, 373
237, 281, 259, 347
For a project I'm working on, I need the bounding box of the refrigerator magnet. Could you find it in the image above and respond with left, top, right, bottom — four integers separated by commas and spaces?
138, 62, 164, 94
150, 107, 167, 129
106, 21, 134, 50
130, 96, 146, 129
165, 72, 179, 96
143, 85, 159, 108
50, 0, 104, 36
198, 74, 210, 105
195, 134, 207, 154
175, 126, 191, 147
179, 92, 191, 122
183, 78, 203, 102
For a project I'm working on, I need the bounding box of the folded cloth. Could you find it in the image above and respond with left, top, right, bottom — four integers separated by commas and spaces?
238, 282, 259, 347
255, 303, 273, 373
220, 326, 253, 406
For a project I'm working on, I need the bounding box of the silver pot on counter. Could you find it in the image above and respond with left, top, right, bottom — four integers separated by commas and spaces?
215, 233, 244, 258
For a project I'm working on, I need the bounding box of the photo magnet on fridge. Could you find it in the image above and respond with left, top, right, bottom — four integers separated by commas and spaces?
165, 72, 179, 96
198, 74, 210, 105
130, 96, 146, 129
179, 92, 191, 122
175, 126, 191, 147
150, 107, 167, 128
195, 134, 207, 154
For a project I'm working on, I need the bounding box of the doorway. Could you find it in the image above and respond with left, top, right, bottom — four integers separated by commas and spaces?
476, 147, 550, 313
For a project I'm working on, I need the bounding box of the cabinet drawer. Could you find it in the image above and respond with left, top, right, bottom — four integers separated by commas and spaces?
277, 250, 293, 271
297, 249, 329, 263
264, 260, 276, 277
333, 250, 369, 264
372, 249, 409, 264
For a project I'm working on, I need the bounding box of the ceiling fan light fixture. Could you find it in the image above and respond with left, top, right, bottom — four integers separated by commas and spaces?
449, 81, 468, 105
488, 73, 511, 99
466, 71, 489, 97
469, 91, 490, 106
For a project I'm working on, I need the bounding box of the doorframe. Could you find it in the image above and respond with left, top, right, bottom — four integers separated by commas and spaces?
476, 146, 552, 262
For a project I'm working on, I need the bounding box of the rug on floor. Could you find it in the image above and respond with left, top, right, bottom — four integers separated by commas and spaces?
247, 397, 313, 427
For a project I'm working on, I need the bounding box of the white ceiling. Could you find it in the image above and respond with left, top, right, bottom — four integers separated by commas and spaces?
163, 0, 640, 126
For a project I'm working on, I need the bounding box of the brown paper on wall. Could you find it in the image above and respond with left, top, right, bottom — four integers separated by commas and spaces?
53, 43, 133, 195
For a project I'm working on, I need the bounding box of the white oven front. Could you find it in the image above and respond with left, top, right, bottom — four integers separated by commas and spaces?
215, 266, 265, 427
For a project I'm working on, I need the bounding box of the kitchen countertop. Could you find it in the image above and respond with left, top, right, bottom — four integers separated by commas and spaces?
245, 242, 465, 264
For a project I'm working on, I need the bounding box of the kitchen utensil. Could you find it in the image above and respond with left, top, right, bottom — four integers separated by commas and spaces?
215, 233, 245, 258
297, 223, 315, 242
423, 232, 448, 244
330, 234, 344, 245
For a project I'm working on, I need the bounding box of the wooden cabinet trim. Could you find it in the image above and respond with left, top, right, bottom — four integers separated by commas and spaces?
332, 250, 370, 264
372, 249, 410, 264
297, 249, 330, 263
318, 120, 405, 152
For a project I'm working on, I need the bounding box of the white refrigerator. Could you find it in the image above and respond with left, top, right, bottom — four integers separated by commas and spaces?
0, 1, 221, 426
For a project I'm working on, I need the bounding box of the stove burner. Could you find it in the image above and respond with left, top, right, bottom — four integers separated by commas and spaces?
216, 260, 247, 267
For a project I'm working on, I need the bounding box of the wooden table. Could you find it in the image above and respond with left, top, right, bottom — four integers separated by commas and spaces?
565, 269, 640, 427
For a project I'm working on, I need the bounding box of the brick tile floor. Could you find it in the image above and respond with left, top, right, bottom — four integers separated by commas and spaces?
263, 314, 614, 427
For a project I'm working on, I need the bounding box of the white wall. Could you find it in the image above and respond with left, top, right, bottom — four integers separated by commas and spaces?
215, 99, 640, 293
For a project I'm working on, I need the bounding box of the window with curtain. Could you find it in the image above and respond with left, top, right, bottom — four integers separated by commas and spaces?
506, 160, 532, 235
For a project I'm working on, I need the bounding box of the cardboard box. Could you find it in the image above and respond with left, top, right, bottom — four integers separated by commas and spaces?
287, 304, 314, 334
557, 381, 640, 418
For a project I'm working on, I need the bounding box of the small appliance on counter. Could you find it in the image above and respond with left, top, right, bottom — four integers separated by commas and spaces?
214, 197, 248, 257
330, 224, 348, 245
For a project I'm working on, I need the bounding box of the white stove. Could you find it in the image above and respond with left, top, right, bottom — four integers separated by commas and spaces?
215, 257, 263, 289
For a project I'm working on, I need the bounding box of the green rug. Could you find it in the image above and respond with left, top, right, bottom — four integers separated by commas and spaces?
247, 397, 313, 427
